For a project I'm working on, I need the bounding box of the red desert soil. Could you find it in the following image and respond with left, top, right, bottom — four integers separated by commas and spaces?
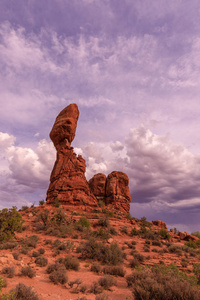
0, 203, 199, 299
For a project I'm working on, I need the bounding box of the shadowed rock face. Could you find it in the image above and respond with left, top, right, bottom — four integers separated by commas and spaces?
50, 104, 79, 150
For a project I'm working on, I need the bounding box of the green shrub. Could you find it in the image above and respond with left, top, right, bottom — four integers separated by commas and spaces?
102, 266, 125, 277
98, 275, 116, 290
77, 238, 123, 265
56, 255, 80, 271
160, 228, 171, 240
97, 217, 110, 228
9, 283, 39, 300
191, 231, 200, 239
193, 263, 200, 283
39, 200, 45, 206
89, 282, 103, 294
91, 263, 102, 273
21, 266, 36, 278
185, 240, 197, 249
49, 269, 68, 285
152, 240, 162, 247
0, 207, 23, 242
76, 217, 91, 230
2, 266, 15, 278
130, 228, 139, 236
53, 198, 60, 207
127, 264, 200, 300
35, 256, 48, 267
24, 235, 39, 248
0, 241, 17, 250
109, 227, 118, 235
12, 252, 20, 260
38, 248, 45, 255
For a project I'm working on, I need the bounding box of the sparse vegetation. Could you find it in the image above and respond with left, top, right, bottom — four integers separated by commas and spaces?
2, 266, 15, 278
21, 266, 36, 278
35, 256, 48, 267
9, 283, 39, 300
127, 264, 200, 300
0, 207, 23, 242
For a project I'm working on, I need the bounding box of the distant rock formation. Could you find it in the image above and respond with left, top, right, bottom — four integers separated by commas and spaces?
46, 104, 98, 207
152, 220, 168, 230
46, 103, 131, 213
89, 171, 131, 213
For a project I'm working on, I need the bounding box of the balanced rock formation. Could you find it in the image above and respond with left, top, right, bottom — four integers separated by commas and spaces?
46, 103, 131, 213
46, 104, 98, 207
89, 171, 131, 213
152, 220, 168, 230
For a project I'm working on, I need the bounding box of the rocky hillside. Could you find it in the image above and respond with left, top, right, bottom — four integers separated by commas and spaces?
0, 203, 199, 299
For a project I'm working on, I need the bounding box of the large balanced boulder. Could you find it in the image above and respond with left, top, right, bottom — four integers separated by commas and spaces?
46, 104, 98, 207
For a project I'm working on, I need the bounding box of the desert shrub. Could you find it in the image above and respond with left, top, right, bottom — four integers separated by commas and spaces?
21, 266, 36, 278
91, 263, 102, 273
38, 248, 45, 255
0, 241, 17, 250
191, 231, 200, 239
79, 284, 87, 293
20, 247, 29, 255
143, 245, 150, 252
102, 266, 125, 277
9, 283, 39, 300
160, 228, 171, 240
2, 266, 15, 278
21, 206, 29, 211
181, 258, 188, 268
98, 275, 116, 290
32, 251, 40, 257
152, 240, 162, 247
12, 252, 20, 260
127, 264, 200, 300
102, 210, 114, 217
92, 228, 111, 240
167, 244, 183, 256
0, 207, 23, 242
193, 263, 200, 283
24, 235, 39, 248
77, 238, 123, 265
76, 217, 91, 230
126, 213, 132, 220
39, 200, 45, 205
130, 228, 139, 236
109, 227, 118, 235
35, 256, 48, 267
53, 198, 60, 207
0, 276, 7, 290
185, 240, 197, 249
89, 282, 103, 294
130, 258, 140, 268
56, 255, 80, 271
121, 226, 128, 234
97, 217, 110, 228
49, 269, 68, 285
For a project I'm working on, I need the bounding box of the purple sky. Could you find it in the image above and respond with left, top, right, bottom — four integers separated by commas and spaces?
0, 0, 200, 233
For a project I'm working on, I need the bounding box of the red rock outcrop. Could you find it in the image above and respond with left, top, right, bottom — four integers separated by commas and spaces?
46, 104, 98, 207
152, 220, 168, 230
88, 173, 107, 201
105, 171, 131, 212
179, 232, 199, 241
88, 171, 131, 213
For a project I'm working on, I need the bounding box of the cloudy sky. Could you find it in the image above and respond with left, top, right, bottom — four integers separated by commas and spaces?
1, 0, 200, 233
